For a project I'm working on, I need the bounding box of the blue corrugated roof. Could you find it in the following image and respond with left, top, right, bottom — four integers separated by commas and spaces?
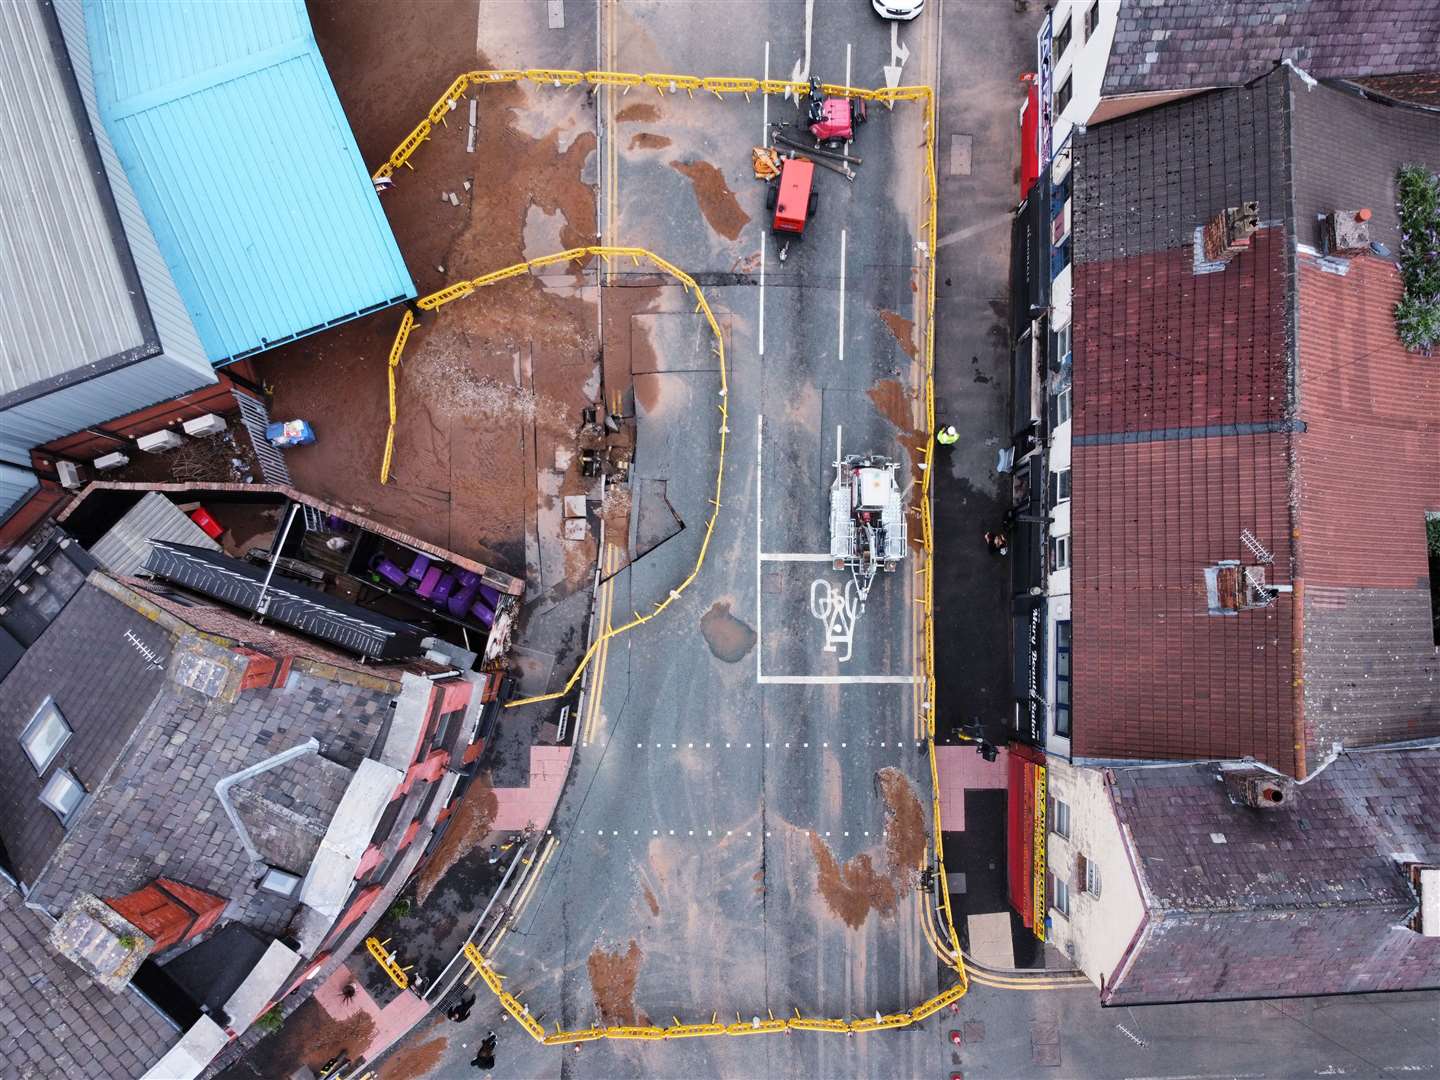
84, 0, 414, 365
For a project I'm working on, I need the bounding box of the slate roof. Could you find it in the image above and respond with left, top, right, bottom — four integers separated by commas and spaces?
1105, 748, 1440, 1003
1069, 67, 1440, 776
0, 583, 173, 885
1101, 0, 1440, 97
24, 658, 392, 939
0, 884, 178, 1078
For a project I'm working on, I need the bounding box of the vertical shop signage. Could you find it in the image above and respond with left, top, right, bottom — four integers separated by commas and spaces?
1038, 13, 1054, 170
1027, 605, 1044, 743
1033, 765, 1048, 941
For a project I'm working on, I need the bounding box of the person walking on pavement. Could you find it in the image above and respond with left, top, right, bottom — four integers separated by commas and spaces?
447, 994, 476, 1023
935, 424, 959, 449
983, 530, 1009, 555
471, 1031, 498, 1070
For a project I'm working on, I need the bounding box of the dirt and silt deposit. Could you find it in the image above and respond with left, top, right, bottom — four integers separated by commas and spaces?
810, 767, 929, 930
257, 48, 606, 591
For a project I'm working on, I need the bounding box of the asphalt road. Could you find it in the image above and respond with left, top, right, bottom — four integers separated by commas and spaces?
408, 0, 952, 1076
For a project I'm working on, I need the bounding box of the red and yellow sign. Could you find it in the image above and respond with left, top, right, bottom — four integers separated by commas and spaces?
1007, 743, 1048, 941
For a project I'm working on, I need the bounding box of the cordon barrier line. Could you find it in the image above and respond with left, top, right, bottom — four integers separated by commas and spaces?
370, 68, 977, 1044
460, 943, 965, 1045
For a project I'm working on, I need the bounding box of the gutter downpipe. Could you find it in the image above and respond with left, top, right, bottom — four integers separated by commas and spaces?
215, 738, 321, 863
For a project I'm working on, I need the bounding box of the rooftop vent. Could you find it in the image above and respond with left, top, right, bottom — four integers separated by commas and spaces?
1223, 767, 1294, 811
1202, 202, 1260, 265
1323, 208, 1372, 256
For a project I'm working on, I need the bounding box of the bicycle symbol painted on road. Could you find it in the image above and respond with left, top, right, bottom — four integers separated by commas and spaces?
810, 578, 861, 663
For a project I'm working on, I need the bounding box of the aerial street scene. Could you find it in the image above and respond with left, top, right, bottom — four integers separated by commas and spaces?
3, 0, 1440, 1077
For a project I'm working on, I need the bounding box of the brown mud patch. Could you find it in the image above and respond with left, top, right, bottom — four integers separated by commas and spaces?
588, 940, 646, 1027
810, 766, 929, 929
643, 884, 660, 916
867, 378, 926, 477
601, 485, 631, 544
254, 45, 600, 566
810, 833, 899, 930
879, 310, 919, 361
879, 766, 928, 872
700, 600, 757, 662
416, 772, 497, 906
629, 132, 672, 150
617, 102, 661, 123
376, 1035, 448, 1080
670, 160, 751, 241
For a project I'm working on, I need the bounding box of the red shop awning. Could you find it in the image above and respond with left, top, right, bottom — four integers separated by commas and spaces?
1006, 742, 1047, 940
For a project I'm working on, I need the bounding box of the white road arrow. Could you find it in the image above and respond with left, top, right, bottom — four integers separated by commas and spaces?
788, 0, 815, 100
883, 20, 911, 89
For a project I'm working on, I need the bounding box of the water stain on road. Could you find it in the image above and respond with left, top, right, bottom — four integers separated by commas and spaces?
700, 600, 757, 662
670, 160, 751, 241
588, 940, 647, 1027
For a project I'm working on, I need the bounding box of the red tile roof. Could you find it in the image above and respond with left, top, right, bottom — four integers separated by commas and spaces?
1294, 255, 1440, 752
1070, 228, 1301, 774
1068, 69, 1440, 776
1072, 433, 1298, 772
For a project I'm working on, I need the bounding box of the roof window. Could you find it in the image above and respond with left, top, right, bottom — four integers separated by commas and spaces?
21, 698, 71, 774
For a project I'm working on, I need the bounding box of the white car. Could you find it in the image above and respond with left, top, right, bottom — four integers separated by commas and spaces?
873, 0, 923, 20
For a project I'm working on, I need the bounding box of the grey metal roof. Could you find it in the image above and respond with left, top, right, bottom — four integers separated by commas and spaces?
88, 491, 220, 577
142, 541, 425, 659
0, 0, 149, 398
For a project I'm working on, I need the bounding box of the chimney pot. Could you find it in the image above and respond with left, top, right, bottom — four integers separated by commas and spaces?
1356, 208, 1372, 222
1222, 767, 1294, 810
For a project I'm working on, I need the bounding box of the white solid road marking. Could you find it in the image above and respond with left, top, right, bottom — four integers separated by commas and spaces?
755, 413, 764, 683
759, 42, 768, 356
838, 229, 847, 364
759, 675, 919, 685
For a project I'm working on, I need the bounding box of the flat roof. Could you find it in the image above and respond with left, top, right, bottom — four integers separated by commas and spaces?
0, 0, 152, 401
84, 0, 415, 365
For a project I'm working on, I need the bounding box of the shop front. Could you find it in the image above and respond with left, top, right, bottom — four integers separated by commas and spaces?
1006, 741, 1048, 941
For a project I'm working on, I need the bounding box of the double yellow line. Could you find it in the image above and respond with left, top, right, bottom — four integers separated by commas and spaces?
581, 543, 619, 745
474, 835, 559, 969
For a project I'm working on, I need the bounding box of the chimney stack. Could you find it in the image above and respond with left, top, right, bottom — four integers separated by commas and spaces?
1222, 767, 1294, 810
1324, 208, 1372, 255
1202, 202, 1260, 264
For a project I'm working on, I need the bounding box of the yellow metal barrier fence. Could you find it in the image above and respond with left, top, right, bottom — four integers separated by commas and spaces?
376, 64, 973, 1042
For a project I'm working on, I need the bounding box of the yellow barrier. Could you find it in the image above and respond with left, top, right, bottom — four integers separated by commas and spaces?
373, 64, 979, 1046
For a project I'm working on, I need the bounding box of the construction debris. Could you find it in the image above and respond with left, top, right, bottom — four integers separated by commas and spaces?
466, 97, 478, 154
752, 145, 781, 181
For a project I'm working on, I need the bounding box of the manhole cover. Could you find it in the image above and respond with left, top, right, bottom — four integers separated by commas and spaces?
950, 134, 973, 177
